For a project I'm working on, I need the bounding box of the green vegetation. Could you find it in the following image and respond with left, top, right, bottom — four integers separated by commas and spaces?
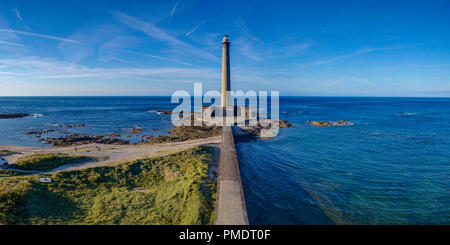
0, 169, 26, 177
0, 149, 18, 156
12, 153, 91, 171
0, 146, 216, 225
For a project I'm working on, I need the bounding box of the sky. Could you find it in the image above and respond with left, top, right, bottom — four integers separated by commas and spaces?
0, 0, 449, 96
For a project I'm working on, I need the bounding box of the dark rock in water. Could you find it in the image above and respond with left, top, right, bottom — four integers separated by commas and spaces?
26, 131, 43, 135
152, 109, 192, 118
25, 129, 55, 135
280, 120, 295, 128
237, 119, 296, 137
0, 113, 31, 119
55, 123, 86, 128
126, 126, 143, 134
306, 120, 353, 127
306, 120, 333, 127
40, 134, 129, 146
101, 133, 121, 137
141, 135, 153, 141
331, 120, 354, 126
142, 119, 222, 144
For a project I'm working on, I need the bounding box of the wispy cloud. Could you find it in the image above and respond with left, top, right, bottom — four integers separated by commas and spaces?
233, 18, 312, 61
0, 29, 81, 43
0, 40, 29, 48
298, 45, 410, 68
111, 48, 194, 66
111, 10, 216, 61
98, 35, 142, 64
0, 56, 216, 81
13, 9, 23, 22
169, 0, 180, 20
234, 34, 265, 61
59, 25, 126, 62
109, 56, 139, 65
185, 19, 206, 37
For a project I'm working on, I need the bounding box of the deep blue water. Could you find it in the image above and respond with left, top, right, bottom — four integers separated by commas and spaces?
237, 97, 450, 224
0, 96, 449, 224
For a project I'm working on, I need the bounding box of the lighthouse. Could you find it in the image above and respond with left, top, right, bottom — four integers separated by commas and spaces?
221, 34, 231, 107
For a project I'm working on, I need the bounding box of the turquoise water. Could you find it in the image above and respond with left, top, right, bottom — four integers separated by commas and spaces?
0, 96, 449, 224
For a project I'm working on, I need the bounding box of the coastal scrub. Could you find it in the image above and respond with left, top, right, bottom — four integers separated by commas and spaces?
12, 153, 92, 171
0, 146, 216, 225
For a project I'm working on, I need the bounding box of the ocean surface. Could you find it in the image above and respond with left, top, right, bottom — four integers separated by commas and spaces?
1, 96, 449, 224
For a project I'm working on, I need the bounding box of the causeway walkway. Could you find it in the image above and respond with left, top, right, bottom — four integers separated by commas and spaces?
214, 126, 249, 225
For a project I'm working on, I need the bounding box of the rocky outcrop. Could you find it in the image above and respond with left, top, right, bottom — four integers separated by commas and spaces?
25, 129, 55, 135
126, 126, 143, 134
307, 121, 332, 127
0, 113, 31, 119
280, 120, 295, 128
237, 119, 296, 137
101, 133, 121, 137
140, 120, 222, 144
306, 120, 353, 127
331, 120, 354, 126
55, 123, 86, 128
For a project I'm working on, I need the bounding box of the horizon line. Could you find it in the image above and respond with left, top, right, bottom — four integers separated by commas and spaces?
0, 95, 449, 98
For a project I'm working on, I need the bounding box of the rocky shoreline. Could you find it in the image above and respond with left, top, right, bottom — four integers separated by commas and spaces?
10, 108, 297, 146
143, 124, 222, 144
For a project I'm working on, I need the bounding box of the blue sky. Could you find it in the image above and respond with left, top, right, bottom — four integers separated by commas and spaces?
0, 0, 449, 96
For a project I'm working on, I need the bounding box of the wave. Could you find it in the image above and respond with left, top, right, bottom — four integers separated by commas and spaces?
31, 113, 44, 117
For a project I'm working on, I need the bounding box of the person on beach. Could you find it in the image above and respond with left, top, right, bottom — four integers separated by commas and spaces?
75, 147, 77, 152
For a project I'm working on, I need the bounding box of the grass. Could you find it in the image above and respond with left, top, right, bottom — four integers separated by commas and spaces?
11, 153, 92, 171
0, 169, 26, 177
0, 146, 216, 225
0, 149, 18, 156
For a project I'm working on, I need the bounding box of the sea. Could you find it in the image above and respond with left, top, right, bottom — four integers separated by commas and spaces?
0, 96, 449, 224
